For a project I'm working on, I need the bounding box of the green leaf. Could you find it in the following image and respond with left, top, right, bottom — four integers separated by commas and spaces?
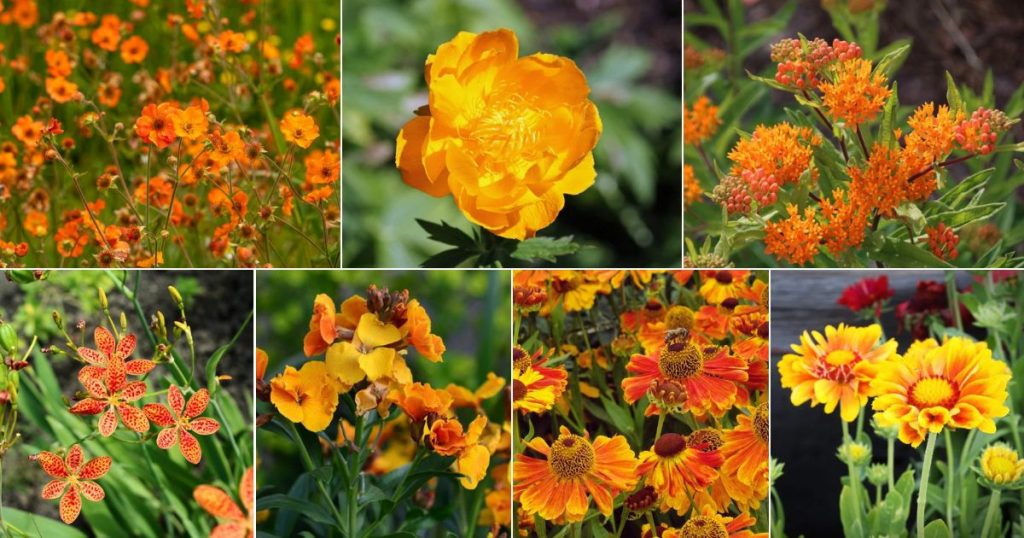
873, 43, 911, 80
874, 239, 953, 268
2, 507, 89, 538
838, 485, 865, 538
923, 519, 952, 538
416, 219, 476, 249
946, 71, 964, 114
938, 168, 993, 207
258, 494, 337, 527
511, 236, 581, 263
600, 396, 635, 437
205, 344, 229, 395
929, 202, 1005, 230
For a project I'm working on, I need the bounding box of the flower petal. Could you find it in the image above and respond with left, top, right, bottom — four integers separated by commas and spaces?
144, 403, 176, 427
94, 326, 115, 357
65, 444, 83, 474
168, 384, 185, 417
41, 479, 67, 500
118, 404, 150, 433
122, 381, 148, 402
179, 430, 202, 464
78, 347, 107, 366
79, 481, 105, 502
239, 467, 254, 514
69, 398, 106, 416
210, 523, 247, 538
79, 456, 112, 480
37, 451, 68, 478
78, 365, 105, 386
184, 388, 210, 419
98, 408, 118, 437
125, 359, 156, 376
190, 417, 220, 436
59, 485, 82, 524
193, 484, 244, 519
115, 333, 136, 360
157, 427, 179, 449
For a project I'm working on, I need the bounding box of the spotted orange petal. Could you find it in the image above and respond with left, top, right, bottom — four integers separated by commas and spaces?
144, 403, 175, 426
37, 452, 68, 478
78, 347, 107, 365
59, 485, 82, 524
94, 326, 115, 357
190, 417, 220, 435
79, 481, 105, 502
168, 384, 185, 417
78, 365, 106, 385
157, 426, 179, 449
239, 466, 253, 514
125, 359, 156, 376
194, 484, 244, 519
79, 456, 112, 480
115, 333, 136, 360
69, 398, 106, 416
179, 429, 202, 464
41, 479, 67, 500
106, 355, 127, 394
82, 376, 109, 399
122, 381, 148, 402
210, 522, 247, 538
65, 444, 84, 474
98, 408, 119, 437
184, 388, 210, 419
118, 404, 150, 433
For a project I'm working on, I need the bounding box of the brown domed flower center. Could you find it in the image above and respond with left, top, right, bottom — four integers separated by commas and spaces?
659, 342, 703, 379
624, 485, 657, 513
653, 433, 687, 458
688, 429, 724, 452
512, 346, 532, 373
754, 401, 769, 443
681, 516, 729, 538
909, 376, 959, 408
512, 379, 526, 402
665, 306, 695, 331
715, 271, 733, 284
549, 434, 595, 480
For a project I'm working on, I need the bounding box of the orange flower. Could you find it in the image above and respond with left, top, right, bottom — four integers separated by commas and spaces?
215, 30, 249, 53
135, 103, 177, 148
404, 299, 445, 362
280, 111, 319, 149
392, 382, 453, 422
514, 426, 638, 521
819, 189, 870, 255
698, 270, 751, 306
728, 123, 818, 184
848, 144, 908, 217
512, 346, 567, 414
821, 58, 890, 126
305, 149, 340, 185
38, 444, 112, 524
22, 209, 47, 237
91, 25, 121, 52
396, 29, 601, 240
194, 467, 253, 538
77, 327, 155, 385
636, 432, 724, 514
11, 115, 43, 147
45, 76, 78, 103
719, 402, 769, 508
270, 361, 340, 432
68, 354, 150, 437
763, 204, 823, 265
120, 35, 148, 64
684, 164, 703, 207
684, 96, 721, 146
144, 385, 221, 464
45, 49, 73, 77
170, 105, 208, 141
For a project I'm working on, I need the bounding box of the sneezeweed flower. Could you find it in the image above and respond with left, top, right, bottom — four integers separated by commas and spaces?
978, 444, 1024, 489
396, 28, 602, 240
269, 360, 339, 432
69, 355, 150, 436
194, 467, 254, 538
719, 402, 769, 507
144, 385, 221, 464
37, 444, 112, 524
514, 426, 638, 522
673, 507, 768, 538
871, 337, 1010, 447
636, 432, 724, 514
512, 346, 567, 414
779, 324, 897, 422
77, 327, 155, 384
699, 270, 751, 305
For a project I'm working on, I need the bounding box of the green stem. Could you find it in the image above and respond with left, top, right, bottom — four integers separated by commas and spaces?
980, 489, 1001, 538
944, 430, 955, 535
843, 419, 862, 519
288, 421, 346, 532
887, 436, 895, 491
645, 511, 659, 537
918, 433, 937, 537
946, 272, 963, 331
654, 410, 667, 440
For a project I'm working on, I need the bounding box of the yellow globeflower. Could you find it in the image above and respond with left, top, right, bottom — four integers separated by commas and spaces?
395, 28, 602, 240
779, 323, 897, 422
980, 444, 1024, 486
269, 361, 339, 432
871, 337, 1010, 447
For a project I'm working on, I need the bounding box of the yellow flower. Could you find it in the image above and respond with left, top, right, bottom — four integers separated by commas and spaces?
871, 337, 1010, 447
779, 324, 897, 422
280, 110, 319, 149
325, 313, 411, 389
269, 361, 339, 432
170, 106, 208, 141
980, 444, 1024, 486
395, 28, 602, 240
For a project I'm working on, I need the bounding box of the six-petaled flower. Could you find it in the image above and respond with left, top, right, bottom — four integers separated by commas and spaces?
37, 444, 112, 524
144, 385, 221, 464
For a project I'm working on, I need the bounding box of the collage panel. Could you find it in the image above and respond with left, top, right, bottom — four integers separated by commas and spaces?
512, 270, 768, 536
0, 0, 340, 268
684, 1, 1024, 268
342, 0, 682, 268
772, 269, 1023, 537
0, 269, 253, 536
254, 269, 511, 537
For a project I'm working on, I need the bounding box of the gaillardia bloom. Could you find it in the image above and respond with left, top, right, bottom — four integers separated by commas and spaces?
514, 426, 638, 522
779, 323, 897, 422
38, 444, 112, 524
396, 28, 602, 239
979, 444, 1024, 487
871, 337, 1010, 447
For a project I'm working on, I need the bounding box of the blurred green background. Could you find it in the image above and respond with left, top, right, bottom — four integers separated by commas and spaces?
342, 0, 682, 267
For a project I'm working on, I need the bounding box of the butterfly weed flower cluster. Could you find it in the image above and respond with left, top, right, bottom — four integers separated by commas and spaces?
685, 32, 1024, 267
257, 284, 510, 537
0, 0, 340, 268
776, 272, 1024, 537
512, 270, 768, 536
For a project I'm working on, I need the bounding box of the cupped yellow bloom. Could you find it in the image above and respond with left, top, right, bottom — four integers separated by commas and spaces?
980, 444, 1024, 486
779, 324, 897, 422
396, 28, 602, 240
325, 312, 411, 389
871, 337, 1010, 447
269, 361, 339, 432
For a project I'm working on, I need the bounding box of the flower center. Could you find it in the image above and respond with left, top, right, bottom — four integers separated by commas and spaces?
512, 346, 532, 373
910, 377, 958, 408
688, 429, 723, 452
825, 349, 857, 366
549, 434, 595, 480
653, 433, 687, 458
664, 306, 695, 331
658, 343, 703, 379
715, 271, 733, 284
754, 401, 769, 443
988, 455, 1017, 477
511, 379, 526, 402
681, 516, 729, 538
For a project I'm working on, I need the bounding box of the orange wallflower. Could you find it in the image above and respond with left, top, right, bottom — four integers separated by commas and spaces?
821, 58, 890, 126
194, 467, 253, 538
144, 385, 221, 464
120, 35, 149, 64
38, 444, 112, 524
391, 382, 453, 422
269, 360, 339, 432
684, 96, 721, 146
396, 28, 601, 240
763, 204, 823, 265
280, 111, 319, 149
404, 299, 445, 362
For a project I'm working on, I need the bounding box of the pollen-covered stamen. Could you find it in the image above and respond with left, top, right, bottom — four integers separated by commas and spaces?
688, 429, 724, 452
681, 515, 729, 538
810, 349, 861, 384
665, 306, 695, 331
754, 401, 769, 443
512, 379, 526, 402
653, 433, 688, 458
513, 346, 532, 374
549, 434, 595, 480
659, 342, 704, 379
909, 376, 959, 409
650, 378, 687, 406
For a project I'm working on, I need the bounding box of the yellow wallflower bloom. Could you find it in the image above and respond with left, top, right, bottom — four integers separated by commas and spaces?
325, 313, 411, 388
269, 361, 339, 432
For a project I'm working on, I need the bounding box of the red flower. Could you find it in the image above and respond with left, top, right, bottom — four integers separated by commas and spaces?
144, 385, 220, 464
37, 444, 112, 524
68, 354, 150, 437
77, 326, 155, 385
836, 275, 893, 317
895, 280, 973, 340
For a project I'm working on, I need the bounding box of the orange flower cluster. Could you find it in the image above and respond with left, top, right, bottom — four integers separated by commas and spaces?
684, 96, 721, 146
771, 37, 862, 90
820, 58, 890, 127
0, 1, 340, 268
925, 223, 959, 261
684, 164, 703, 207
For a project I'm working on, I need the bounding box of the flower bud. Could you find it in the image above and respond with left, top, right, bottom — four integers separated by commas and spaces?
98, 287, 109, 310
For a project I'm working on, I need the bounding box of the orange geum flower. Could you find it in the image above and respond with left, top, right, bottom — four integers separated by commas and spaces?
38, 444, 112, 524
77, 327, 155, 385
91, 24, 121, 52
23, 209, 48, 237
11, 115, 43, 147
270, 360, 339, 432
120, 35, 149, 64
214, 30, 249, 53
69, 354, 150, 437
135, 103, 178, 149
44, 49, 73, 78
763, 204, 823, 265
194, 467, 254, 538
684, 96, 721, 146
280, 111, 319, 149
821, 58, 890, 127
144, 385, 221, 464
396, 28, 601, 240
170, 106, 209, 141
305, 149, 340, 185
